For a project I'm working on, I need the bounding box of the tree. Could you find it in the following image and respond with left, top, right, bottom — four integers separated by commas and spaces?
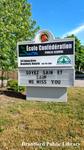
0, 0, 39, 87
67, 34, 84, 71
80, 45, 84, 70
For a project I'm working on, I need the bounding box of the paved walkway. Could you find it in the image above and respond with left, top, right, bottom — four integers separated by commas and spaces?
75, 80, 84, 87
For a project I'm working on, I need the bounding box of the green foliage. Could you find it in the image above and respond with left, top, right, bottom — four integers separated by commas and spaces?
0, 76, 8, 80
80, 45, 84, 70
7, 79, 25, 92
0, 0, 39, 86
67, 34, 84, 71
75, 70, 84, 74
0, 1, 39, 68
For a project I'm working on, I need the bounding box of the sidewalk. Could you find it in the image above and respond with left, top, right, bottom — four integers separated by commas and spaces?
75, 80, 84, 87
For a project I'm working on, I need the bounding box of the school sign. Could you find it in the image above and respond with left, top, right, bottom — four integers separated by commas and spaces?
17, 30, 75, 102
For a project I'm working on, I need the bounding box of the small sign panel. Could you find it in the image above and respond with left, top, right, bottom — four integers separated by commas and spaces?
18, 68, 74, 87
17, 39, 75, 68
34, 30, 55, 43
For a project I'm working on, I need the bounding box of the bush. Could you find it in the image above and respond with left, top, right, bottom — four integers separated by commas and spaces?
0, 76, 8, 80
7, 79, 25, 93
75, 70, 84, 74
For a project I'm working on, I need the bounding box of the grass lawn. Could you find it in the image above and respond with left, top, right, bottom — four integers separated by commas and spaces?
0, 87, 84, 150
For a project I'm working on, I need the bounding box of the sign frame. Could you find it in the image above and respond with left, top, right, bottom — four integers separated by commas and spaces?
17, 31, 75, 102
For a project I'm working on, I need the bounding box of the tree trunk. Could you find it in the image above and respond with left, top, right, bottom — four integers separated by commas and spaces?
78, 65, 81, 72
1, 69, 4, 87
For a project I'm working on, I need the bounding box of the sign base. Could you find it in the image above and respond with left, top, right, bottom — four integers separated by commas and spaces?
26, 87, 67, 102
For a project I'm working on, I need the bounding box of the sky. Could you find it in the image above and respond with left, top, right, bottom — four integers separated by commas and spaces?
28, 0, 84, 44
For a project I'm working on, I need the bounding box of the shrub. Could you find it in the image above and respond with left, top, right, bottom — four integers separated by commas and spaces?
0, 76, 8, 80
7, 79, 25, 93
75, 70, 84, 74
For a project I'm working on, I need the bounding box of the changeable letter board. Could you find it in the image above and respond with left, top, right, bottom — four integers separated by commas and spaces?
18, 68, 74, 87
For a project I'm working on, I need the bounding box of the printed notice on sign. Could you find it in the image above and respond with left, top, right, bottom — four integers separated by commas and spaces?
17, 39, 75, 67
